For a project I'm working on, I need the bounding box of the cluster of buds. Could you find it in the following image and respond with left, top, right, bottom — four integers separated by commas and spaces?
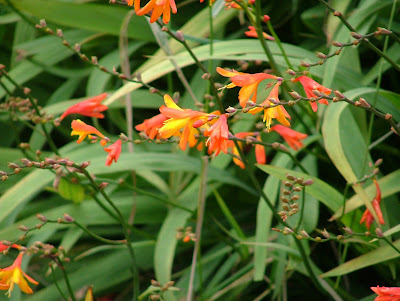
277, 174, 313, 222
149, 279, 177, 300
176, 227, 196, 243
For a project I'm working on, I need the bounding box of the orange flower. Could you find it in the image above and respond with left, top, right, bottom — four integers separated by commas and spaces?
135, 114, 168, 139
60, 93, 108, 121
158, 94, 209, 151
204, 114, 229, 156
360, 178, 385, 230
248, 82, 291, 130
293, 76, 332, 112
71, 119, 105, 144
227, 132, 265, 169
0, 244, 20, 252
104, 139, 122, 166
132, 0, 177, 24
270, 125, 308, 150
0, 253, 38, 296
371, 286, 400, 301
245, 26, 274, 41
224, 0, 254, 9
217, 67, 277, 108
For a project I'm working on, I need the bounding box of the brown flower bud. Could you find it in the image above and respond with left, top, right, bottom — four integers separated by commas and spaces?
316, 52, 327, 59
36, 213, 47, 222
91, 56, 98, 65
375, 228, 383, 237
289, 91, 301, 99
374, 158, 383, 167
358, 98, 370, 108
175, 30, 184, 41
351, 32, 362, 39
332, 41, 343, 47
39, 19, 47, 27
56, 29, 63, 37
385, 113, 392, 120
99, 182, 109, 190
18, 225, 29, 232
302, 179, 314, 186
63, 213, 74, 223
286, 69, 296, 76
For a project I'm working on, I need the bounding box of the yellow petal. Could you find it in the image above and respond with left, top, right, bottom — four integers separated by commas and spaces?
164, 94, 182, 110
158, 118, 188, 138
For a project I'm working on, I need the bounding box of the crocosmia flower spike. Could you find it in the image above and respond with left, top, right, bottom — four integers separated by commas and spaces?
0, 253, 39, 296
104, 139, 122, 166
371, 286, 400, 301
158, 94, 209, 151
248, 82, 291, 130
204, 114, 229, 156
360, 178, 385, 230
217, 67, 277, 108
245, 26, 274, 41
71, 119, 105, 144
293, 76, 332, 112
132, 0, 177, 24
270, 125, 308, 150
60, 93, 108, 121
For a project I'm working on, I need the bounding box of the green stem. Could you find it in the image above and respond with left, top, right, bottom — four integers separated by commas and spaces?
381, 236, 400, 256
50, 265, 69, 301
295, 187, 306, 230
59, 261, 77, 301
340, 184, 351, 220
266, 21, 293, 69
73, 220, 127, 245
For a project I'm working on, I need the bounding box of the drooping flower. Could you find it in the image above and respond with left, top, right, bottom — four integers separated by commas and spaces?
217, 67, 277, 108
293, 76, 332, 112
270, 125, 308, 150
360, 178, 385, 230
248, 82, 291, 130
158, 94, 209, 151
371, 286, 400, 301
135, 114, 168, 139
245, 26, 274, 41
204, 114, 229, 156
71, 119, 105, 144
60, 93, 108, 121
0, 253, 39, 296
104, 139, 122, 166
132, 0, 177, 24
227, 132, 266, 169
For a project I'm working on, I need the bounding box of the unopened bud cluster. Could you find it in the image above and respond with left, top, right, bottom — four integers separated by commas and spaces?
148, 279, 176, 300
176, 226, 196, 243
278, 174, 313, 222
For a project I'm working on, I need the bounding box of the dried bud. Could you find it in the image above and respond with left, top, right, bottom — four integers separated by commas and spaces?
286, 69, 296, 76
80, 54, 88, 61
332, 97, 340, 103
63, 213, 74, 223
312, 89, 322, 97
281, 196, 289, 203
18, 225, 29, 232
289, 91, 301, 99
351, 32, 362, 39
19, 235, 26, 242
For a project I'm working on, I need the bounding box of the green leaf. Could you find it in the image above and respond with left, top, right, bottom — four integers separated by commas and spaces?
57, 178, 85, 204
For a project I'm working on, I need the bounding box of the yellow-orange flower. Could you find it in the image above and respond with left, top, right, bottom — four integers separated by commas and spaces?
293, 76, 332, 112
132, 0, 177, 24
217, 67, 277, 108
60, 93, 108, 121
227, 132, 266, 169
270, 125, 308, 150
71, 119, 105, 144
135, 113, 168, 139
248, 82, 290, 130
204, 114, 229, 156
245, 26, 274, 41
104, 139, 122, 166
158, 94, 209, 151
0, 253, 38, 296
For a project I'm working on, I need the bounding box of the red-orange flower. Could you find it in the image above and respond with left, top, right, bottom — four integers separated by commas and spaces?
104, 139, 122, 166
360, 178, 385, 230
245, 26, 274, 41
60, 93, 108, 121
217, 67, 277, 108
270, 125, 308, 150
135, 114, 168, 139
0, 244, 20, 252
371, 286, 400, 301
71, 119, 105, 144
158, 94, 209, 151
204, 114, 229, 156
227, 132, 266, 169
132, 0, 177, 24
0, 253, 38, 296
224, 0, 254, 9
293, 76, 332, 112
248, 82, 291, 130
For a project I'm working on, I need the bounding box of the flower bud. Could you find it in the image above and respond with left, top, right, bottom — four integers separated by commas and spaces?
18, 225, 29, 232
375, 228, 383, 237
302, 179, 314, 186
374, 158, 383, 167
332, 41, 343, 47
351, 32, 362, 39
263, 15, 270, 23
286, 69, 296, 76
63, 213, 74, 222
99, 182, 109, 190
316, 52, 327, 59
36, 214, 47, 222
39, 19, 47, 27
289, 91, 301, 99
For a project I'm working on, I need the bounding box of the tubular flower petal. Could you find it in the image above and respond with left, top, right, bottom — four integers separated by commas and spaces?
293, 76, 332, 112
0, 244, 20, 252
217, 67, 277, 108
0, 253, 39, 296
371, 286, 400, 301
104, 139, 122, 166
135, 114, 168, 139
204, 114, 229, 156
224, 0, 254, 9
270, 125, 308, 150
248, 82, 290, 130
227, 132, 264, 169
255, 136, 266, 165
71, 119, 105, 144
360, 178, 385, 230
245, 26, 274, 41
158, 94, 209, 151
133, 0, 177, 24
60, 93, 108, 121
